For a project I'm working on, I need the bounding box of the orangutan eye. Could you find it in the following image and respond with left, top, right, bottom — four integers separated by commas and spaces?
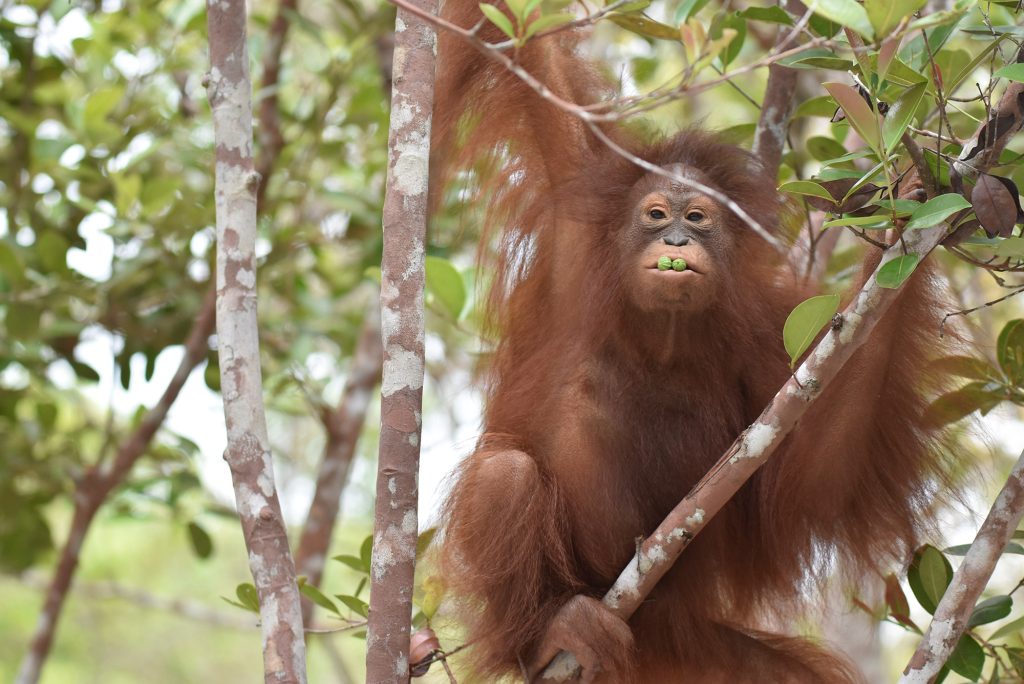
649, 209, 667, 220
686, 210, 705, 222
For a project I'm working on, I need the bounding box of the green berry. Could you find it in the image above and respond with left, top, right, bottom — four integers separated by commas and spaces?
672, 258, 687, 271
657, 256, 672, 271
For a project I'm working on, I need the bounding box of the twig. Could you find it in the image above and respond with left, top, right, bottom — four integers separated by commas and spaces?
14, 289, 216, 684
941, 285, 1024, 334
900, 448, 1024, 683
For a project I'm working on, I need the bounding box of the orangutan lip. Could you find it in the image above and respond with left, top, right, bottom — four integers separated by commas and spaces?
646, 264, 700, 274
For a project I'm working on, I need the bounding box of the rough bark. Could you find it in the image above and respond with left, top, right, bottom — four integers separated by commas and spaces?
207, 1, 307, 682
365, 1, 437, 680
752, 62, 798, 180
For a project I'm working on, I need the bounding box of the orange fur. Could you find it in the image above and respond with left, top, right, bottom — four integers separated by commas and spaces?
434, 6, 956, 681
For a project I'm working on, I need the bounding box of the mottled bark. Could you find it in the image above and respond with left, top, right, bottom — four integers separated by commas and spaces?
15, 290, 216, 684
752, 63, 798, 180
365, 1, 437, 681
901, 449, 1024, 683
295, 302, 383, 625
207, 1, 306, 682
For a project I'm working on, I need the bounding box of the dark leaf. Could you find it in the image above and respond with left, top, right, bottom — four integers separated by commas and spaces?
187, 521, 214, 559
967, 595, 1012, 627
908, 544, 953, 615
804, 178, 881, 213
947, 634, 984, 681
972, 174, 1019, 238
998, 319, 1024, 385
925, 382, 1004, 426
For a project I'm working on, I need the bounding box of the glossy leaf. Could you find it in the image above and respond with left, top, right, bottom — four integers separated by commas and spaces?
778, 180, 835, 203
883, 82, 927, 153
807, 0, 874, 40
876, 254, 920, 289
782, 294, 841, 367
864, 0, 926, 37
998, 319, 1024, 385
904, 193, 972, 230
947, 634, 985, 681
967, 595, 1013, 627
479, 3, 516, 39
908, 544, 953, 615
824, 82, 881, 151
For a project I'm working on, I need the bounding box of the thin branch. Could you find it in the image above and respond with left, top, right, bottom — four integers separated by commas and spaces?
941, 285, 1024, 333
255, 0, 298, 210
207, 1, 306, 681
365, 0, 436, 680
900, 448, 1024, 683
14, 289, 216, 684
901, 132, 939, 199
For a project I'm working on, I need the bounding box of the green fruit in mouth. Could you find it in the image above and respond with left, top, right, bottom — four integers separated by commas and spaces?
672, 258, 687, 271
657, 256, 673, 271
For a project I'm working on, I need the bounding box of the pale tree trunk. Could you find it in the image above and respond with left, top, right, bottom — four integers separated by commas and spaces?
365, 0, 437, 681
206, 1, 306, 681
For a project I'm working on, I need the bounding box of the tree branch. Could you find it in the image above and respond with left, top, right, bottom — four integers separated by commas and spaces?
900, 448, 1024, 683
365, 0, 437, 681
207, 1, 306, 681
752, 63, 798, 179
14, 288, 216, 684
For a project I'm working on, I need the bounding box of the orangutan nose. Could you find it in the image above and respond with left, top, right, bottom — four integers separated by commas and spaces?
662, 233, 690, 247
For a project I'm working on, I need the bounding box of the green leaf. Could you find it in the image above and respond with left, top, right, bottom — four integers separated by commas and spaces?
235, 583, 260, 613
864, 0, 926, 37
778, 180, 835, 203
416, 527, 437, 558
300, 582, 341, 616
992, 614, 1024, 640
779, 48, 852, 70
738, 6, 793, 25
968, 595, 1013, 627
418, 575, 446, 620
82, 86, 124, 136
908, 544, 953, 615
807, 0, 874, 40
187, 521, 214, 559
904, 193, 971, 230
995, 63, 1024, 83
822, 215, 892, 230
426, 255, 467, 320
807, 136, 849, 162
673, 0, 712, 23
336, 594, 370, 617
609, 12, 681, 40
876, 254, 920, 289
333, 553, 368, 573
947, 634, 985, 681
824, 82, 881, 152
925, 382, 1003, 426
794, 95, 840, 118
883, 82, 927, 153
479, 3, 516, 39
0, 241, 26, 288
523, 12, 573, 41
360, 534, 373, 571
998, 319, 1024, 385
929, 356, 998, 381
782, 294, 840, 367
995, 237, 1024, 258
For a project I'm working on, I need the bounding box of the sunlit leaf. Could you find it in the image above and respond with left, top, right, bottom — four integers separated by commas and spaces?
807, 0, 874, 40
876, 254, 920, 289
782, 294, 840, 367
883, 82, 927, 153
904, 193, 971, 230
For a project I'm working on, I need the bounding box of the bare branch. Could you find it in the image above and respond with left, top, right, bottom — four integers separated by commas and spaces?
207, 1, 306, 681
366, 0, 437, 680
14, 289, 216, 684
900, 448, 1024, 683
